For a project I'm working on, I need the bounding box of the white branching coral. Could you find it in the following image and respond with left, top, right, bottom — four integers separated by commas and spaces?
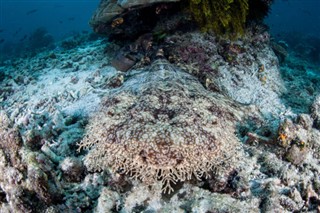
78, 59, 243, 193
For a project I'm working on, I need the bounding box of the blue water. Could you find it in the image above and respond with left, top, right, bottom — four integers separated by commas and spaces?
265, 0, 320, 39
0, 0, 99, 60
0, 0, 99, 41
0, 0, 319, 61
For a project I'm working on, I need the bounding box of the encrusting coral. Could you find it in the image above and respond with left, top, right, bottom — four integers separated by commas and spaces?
78, 59, 244, 193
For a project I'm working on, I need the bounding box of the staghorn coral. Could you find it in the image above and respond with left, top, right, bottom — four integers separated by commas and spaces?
78, 59, 243, 193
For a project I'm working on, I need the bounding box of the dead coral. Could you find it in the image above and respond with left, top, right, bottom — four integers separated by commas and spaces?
276, 115, 317, 165
0, 112, 34, 212
0, 111, 23, 168
78, 59, 243, 193
311, 95, 320, 130
59, 157, 85, 182
0, 111, 63, 211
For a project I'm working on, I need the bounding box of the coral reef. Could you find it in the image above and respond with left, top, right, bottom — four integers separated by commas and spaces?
276, 115, 314, 165
0, 27, 319, 211
273, 32, 320, 115
164, 31, 287, 122
311, 95, 320, 130
0, 37, 115, 212
279, 52, 320, 114
0, 111, 61, 212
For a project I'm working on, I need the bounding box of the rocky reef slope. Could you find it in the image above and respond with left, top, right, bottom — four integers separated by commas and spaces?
0, 27, 319, 212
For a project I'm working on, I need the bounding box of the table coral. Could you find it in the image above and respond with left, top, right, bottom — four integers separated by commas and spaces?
78, 59, 243, 193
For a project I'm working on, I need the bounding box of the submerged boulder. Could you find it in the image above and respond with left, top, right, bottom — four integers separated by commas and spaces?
90, 0, 275, 39
90, 0, 183, 39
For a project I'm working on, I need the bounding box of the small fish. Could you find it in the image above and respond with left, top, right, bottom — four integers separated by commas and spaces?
0, 29, 4, 33
26, 9, 38, 15
0, 39, 5, 44
68, 17, 75, 21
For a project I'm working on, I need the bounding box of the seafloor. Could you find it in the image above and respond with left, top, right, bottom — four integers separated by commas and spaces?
0, 30, 320, 212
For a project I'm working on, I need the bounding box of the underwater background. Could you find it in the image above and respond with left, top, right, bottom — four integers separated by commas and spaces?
0, 0, 99, 60
0, 0, 320, 212
266, 0, 320, 38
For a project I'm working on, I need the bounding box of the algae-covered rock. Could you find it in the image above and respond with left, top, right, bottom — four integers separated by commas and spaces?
116, 184, 260, 212
285, 144, 308, 165
311, 95, 320, 130
276, 116, 315, 165
90, 0, 181, 38
60, 157, 84, 182
95, 187, 121, 212
0, 111, 64, 212
0, 111, 23, 168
